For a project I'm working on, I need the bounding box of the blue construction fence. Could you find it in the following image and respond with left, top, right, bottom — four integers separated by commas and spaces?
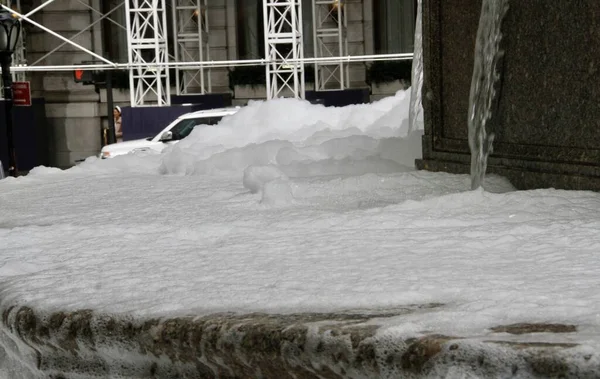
0, 98, 49, 173
120, 89, 370, 142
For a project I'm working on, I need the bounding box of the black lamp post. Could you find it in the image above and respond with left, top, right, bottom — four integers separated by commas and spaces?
0, 10, 21, 177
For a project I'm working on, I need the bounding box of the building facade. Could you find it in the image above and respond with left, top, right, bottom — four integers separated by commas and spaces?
23, 0, 416, 168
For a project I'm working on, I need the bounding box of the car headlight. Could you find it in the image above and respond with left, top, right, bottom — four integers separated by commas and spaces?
101, 151, 111, 159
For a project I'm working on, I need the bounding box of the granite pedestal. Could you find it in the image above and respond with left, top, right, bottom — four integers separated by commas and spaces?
416, 1, 600, 190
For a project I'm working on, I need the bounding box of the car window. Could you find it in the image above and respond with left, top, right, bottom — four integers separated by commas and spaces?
194, 116, 223, 126
168, 119, 196, 140
154, 114, 229, 141
167, 116, 225, 141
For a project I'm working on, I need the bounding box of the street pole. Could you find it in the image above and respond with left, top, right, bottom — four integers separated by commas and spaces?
105, 68, 116, 144
1, 53, 17, 177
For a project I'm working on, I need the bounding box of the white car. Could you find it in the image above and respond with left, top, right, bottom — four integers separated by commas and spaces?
100, 107, 240, 159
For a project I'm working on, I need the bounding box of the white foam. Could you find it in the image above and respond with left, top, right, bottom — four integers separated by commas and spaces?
1, 90, 599, 375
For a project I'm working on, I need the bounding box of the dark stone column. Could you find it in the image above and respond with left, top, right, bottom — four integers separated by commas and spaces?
416, 1, 600, 190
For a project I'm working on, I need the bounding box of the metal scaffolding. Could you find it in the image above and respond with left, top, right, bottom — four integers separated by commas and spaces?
263, 0, 305, 100
0, 0, 414, 107
312, 0, 348, 90
171, 0, 211, 95
125, 0, 171, 106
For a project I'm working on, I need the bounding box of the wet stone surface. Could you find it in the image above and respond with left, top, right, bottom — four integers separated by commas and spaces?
419, 0, 600, 191
1, 304, 599, 378
491, 323, 578, 335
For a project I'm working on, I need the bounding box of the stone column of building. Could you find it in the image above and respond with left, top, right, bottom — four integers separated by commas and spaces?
28, 0, 103, 168
207, 0, 235, 94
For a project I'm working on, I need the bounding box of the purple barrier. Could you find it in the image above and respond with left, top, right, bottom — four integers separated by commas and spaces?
0, 98, 49, 172
305, 88, 371, 107
171, 93, 232, 106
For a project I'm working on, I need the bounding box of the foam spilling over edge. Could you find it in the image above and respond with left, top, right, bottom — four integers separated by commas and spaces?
1, 306, 597, 379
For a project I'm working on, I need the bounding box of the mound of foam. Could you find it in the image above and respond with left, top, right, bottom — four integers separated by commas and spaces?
39, 91, 418, 188
243, 165, 288, 194
158, 91, 418, 178
176, 92, 413, 153
261, 179, 295, 206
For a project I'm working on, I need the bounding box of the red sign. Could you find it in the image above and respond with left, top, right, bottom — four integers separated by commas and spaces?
12, 81, 31, 107
74, 69, 84, 81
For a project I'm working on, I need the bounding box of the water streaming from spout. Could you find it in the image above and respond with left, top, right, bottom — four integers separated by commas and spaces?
409, 0, 423, 134
468, 0, 509, 190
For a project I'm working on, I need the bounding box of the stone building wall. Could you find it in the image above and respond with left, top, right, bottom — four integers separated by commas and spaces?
27, 0, 103, 168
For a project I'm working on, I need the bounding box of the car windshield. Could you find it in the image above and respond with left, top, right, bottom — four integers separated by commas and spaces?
154, 115, 224, 140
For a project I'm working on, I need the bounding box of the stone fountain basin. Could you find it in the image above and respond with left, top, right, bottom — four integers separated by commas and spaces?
1, 303, 598, 378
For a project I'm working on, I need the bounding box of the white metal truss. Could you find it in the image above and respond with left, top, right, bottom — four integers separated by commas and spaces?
125, 0, 170, 106
312, 0, 348, 91
1, 0, 414, 106
263, 0, 305, 100
171, 0, 211, 95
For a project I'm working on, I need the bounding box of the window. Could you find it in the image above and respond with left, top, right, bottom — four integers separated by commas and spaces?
236, 0, 264, 60
373, 0, 417, 54
102, 0, 128, 63
196, 116, 224, 126
165, 116, 224, 141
